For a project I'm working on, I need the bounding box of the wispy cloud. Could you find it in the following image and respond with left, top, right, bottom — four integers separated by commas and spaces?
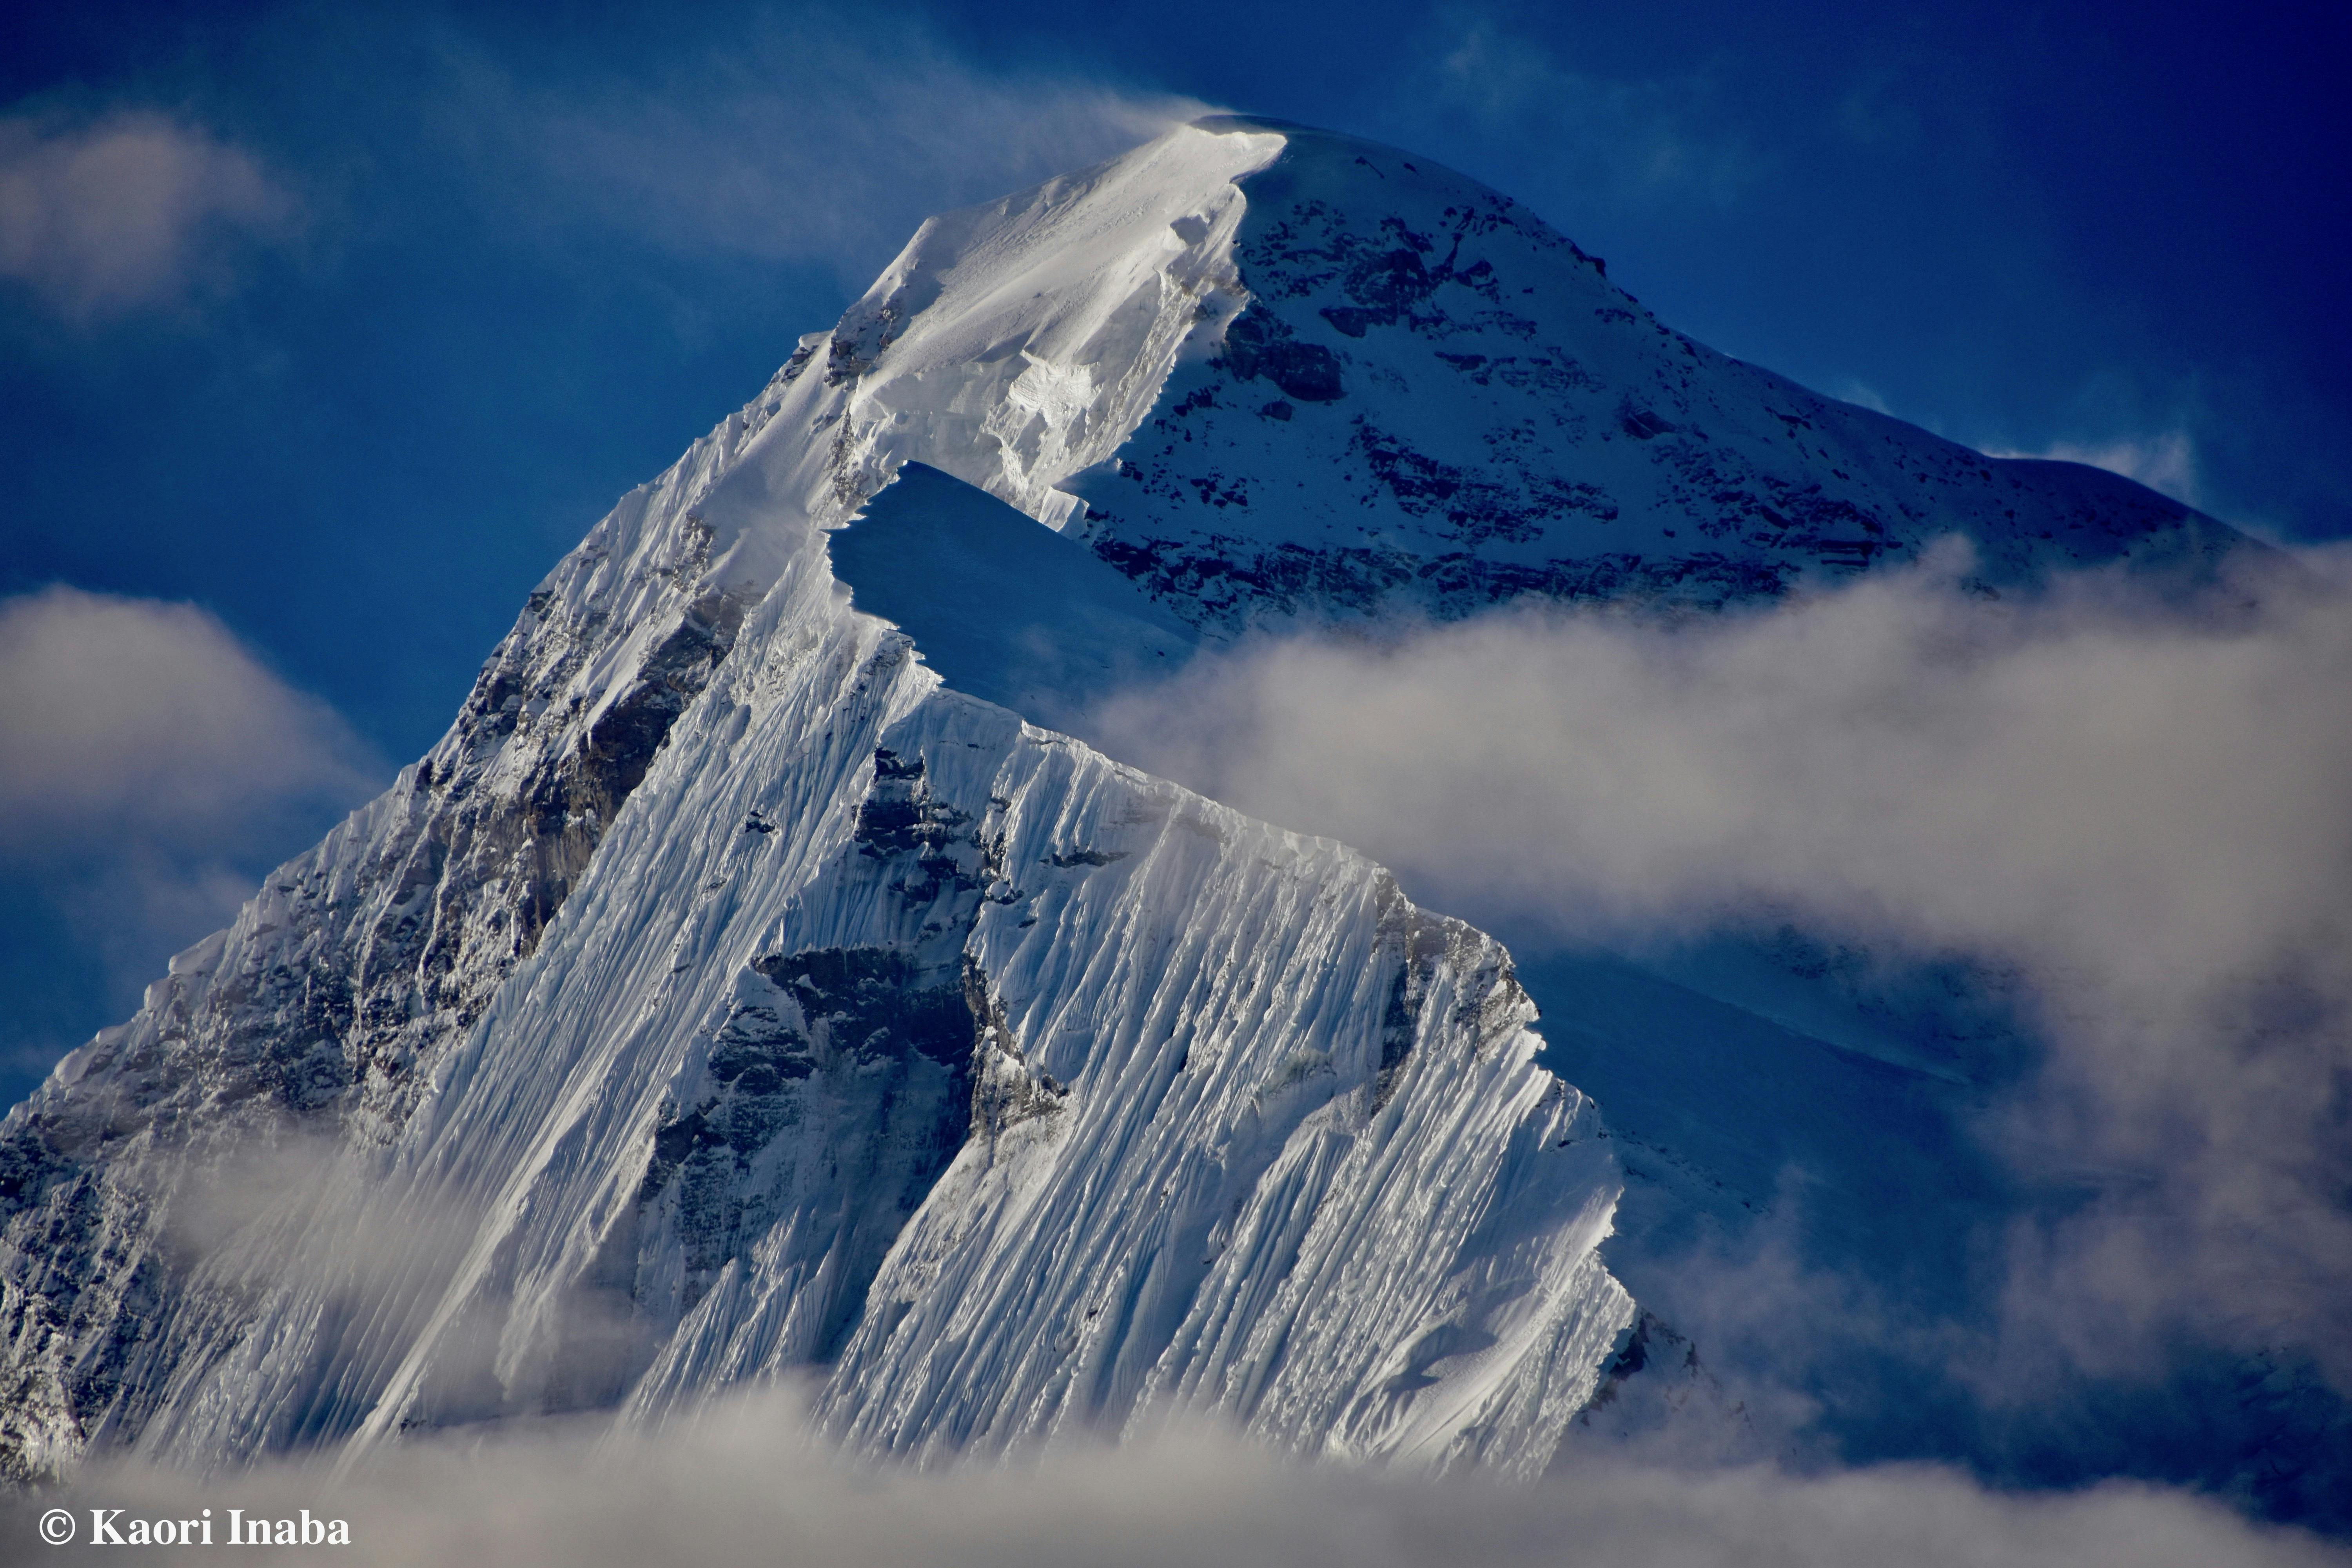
1827, 376, 1891, 415
431, 15, 1214, 288
1085, 545, 2352, 1395
1416, 9, 1767, 208
1989, 430, 2203, 508
0, 110, 296, 320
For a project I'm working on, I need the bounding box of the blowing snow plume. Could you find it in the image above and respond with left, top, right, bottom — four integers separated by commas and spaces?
1086, 543, 2352, 1427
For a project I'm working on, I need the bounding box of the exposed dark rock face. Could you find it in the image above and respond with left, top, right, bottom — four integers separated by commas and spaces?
854, 746, 989, 905
1350, 414, 1617, 546
1091, 532, 1794, 626
601, 738, 1061, 1410
0, 467, 755, 1481
632, 944, 980, 1357
1564, 1311, 1748, 1456
1370, 875, 1528, 1113
1218, 303, 1346, 404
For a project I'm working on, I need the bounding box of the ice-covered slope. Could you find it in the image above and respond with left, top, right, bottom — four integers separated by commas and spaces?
0, 114, 2249, 1484
0, 119, 1628, 1481
0, 486, 1631, 1476
340, 528, 1628, 1475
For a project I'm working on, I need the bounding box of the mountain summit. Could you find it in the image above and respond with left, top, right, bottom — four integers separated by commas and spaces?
0, 119, 2249, 1483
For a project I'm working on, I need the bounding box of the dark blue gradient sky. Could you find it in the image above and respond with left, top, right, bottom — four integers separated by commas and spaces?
2, 0, 2347, 1092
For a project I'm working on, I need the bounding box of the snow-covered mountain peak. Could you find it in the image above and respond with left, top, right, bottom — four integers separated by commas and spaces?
595, 110, 2247, 658
810, 119, 1284, 531
1059, 122, 2252, 628
0, 114, 2253, 1491
0, 119, 1679, 1483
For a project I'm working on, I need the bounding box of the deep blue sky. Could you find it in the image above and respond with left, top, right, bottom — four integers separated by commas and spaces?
2, 0, 2347, 1097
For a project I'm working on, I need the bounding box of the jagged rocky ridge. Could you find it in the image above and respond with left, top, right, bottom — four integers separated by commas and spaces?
0, 116, 2250, 1483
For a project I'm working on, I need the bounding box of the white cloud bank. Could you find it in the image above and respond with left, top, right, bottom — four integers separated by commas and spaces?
11, 1387, 2342, 1568
0, 111, 296, 319
1091, 546, 2351, 995
0, 586, 374, 850
0, 586, 379, 1021
1086, 544, 2352, 1387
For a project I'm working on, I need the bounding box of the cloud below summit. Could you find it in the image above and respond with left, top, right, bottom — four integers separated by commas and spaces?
0, 586, 375, 849
1085, 544, 2352, 1388
0, 587, 380, 1035
1089, 547, 2352, 997
13, 1387, 2343, 1568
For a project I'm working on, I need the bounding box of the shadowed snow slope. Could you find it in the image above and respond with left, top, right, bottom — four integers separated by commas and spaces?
828, 462, 1197, 730
0, 116, 2250, 1486
1063, 116, 2255, 628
